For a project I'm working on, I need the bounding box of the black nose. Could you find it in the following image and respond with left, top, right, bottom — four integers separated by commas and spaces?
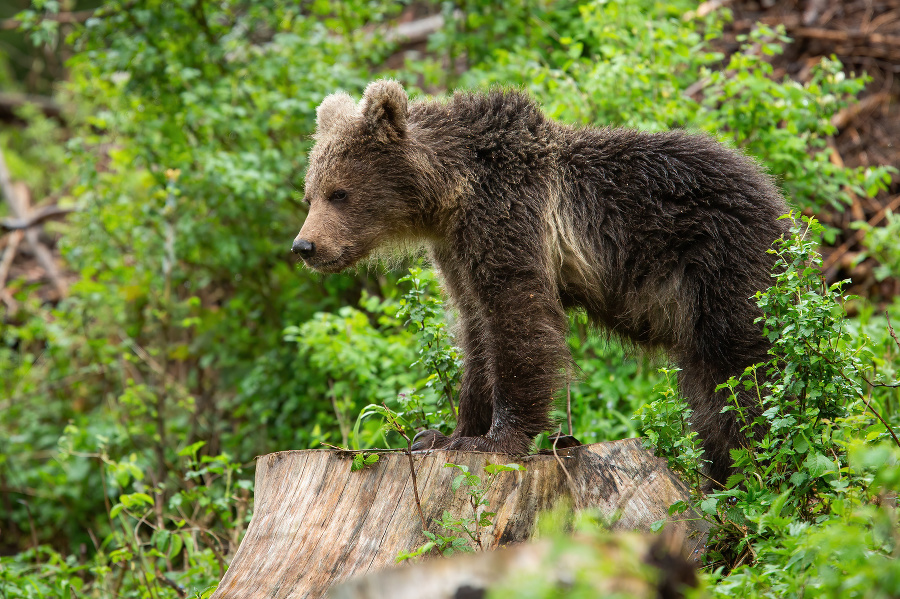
292, 238, 315, 258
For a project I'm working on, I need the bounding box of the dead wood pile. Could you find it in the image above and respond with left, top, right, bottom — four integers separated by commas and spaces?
727, 0, 900, 300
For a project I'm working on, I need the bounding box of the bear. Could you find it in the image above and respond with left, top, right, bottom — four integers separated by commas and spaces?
292, 80, 790, 485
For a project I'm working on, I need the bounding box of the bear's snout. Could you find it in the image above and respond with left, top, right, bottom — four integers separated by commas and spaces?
291, 238, 315, 259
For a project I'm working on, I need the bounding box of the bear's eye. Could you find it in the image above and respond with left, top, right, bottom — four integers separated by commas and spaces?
302, 196, 310, 205
329, 189, 348, 202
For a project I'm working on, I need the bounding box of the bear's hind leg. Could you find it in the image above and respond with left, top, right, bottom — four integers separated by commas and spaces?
677, 332, 768, 487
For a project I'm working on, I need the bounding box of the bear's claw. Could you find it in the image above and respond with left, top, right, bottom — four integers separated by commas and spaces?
410, 429, 451, 451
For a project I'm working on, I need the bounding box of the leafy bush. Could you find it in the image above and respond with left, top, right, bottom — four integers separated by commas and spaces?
639, 217, 900, 595
397, 462, 526, 561
0, 439, 246, 598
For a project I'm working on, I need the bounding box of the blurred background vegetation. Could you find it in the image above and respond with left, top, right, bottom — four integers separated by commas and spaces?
1, 0, 899, 597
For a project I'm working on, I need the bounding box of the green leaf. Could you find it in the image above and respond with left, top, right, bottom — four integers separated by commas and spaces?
167, 533, 184, 561
109, 503, 125, 519
725, 474, 745, 488
445, 463, 469, 473
178, 440, 207, 458
484, 463, 525, 474
804, 452, 836, 479
351, 453, 364, 472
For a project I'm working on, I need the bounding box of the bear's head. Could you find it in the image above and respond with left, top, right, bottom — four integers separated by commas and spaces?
293, 80, 425, 273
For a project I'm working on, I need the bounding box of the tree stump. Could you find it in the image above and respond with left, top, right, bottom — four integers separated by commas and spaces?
211, 438, 706, 599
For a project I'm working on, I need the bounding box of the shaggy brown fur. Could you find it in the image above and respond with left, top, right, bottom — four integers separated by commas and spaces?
293, 80, 789, 484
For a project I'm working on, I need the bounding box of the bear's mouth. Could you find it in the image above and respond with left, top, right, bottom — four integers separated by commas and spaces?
307, 252, 346, 272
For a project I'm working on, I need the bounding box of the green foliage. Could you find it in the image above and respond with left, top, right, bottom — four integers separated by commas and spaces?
0, 440, 247, 598
715, 216, 864, 491
2, 0, 406, 593
639, 217, 900, 596
353, 402, 417, 451
1, 547, 92, 599
705, 443, 900, 597
282, 265, 460, 450
634, 368, 706, 491
350, 267, 461, 448
350, 452, 380, 472
703, 217, 870, 562
397, 462, 525, 561
440, 462, 525, 551
699, 27, 894, 215
284, 301, 421, 447
862, 211, 900, 282
397, 267, 463, 420
1, 102, 74, 202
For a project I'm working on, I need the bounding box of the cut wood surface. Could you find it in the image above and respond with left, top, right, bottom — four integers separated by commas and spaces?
211, 438, 707, 599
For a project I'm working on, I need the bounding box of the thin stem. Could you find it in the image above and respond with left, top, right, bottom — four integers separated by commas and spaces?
328, 379, 350, 447
383, 403, 426, 530
886, 312, 900, 353
805, 339, 900, 449
437, 366, 458, 418
552, 426, 577, 500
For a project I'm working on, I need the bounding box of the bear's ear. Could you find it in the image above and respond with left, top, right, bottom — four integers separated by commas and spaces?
360, 79, 408, 142
316, 92, 357, 134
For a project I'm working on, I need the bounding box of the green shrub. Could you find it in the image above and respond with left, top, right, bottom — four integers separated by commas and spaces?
640, 217, 900, 596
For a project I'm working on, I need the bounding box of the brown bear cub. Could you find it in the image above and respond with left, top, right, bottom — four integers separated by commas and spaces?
293, 80, 789, 484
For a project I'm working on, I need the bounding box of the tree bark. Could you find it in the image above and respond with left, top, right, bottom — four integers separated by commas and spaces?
211, 438, 707, 599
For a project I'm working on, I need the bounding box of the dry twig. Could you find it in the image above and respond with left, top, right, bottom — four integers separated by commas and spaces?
0, 147, 68, 297
0, 230, 24, 291
822, 194, 900, 273
0, 205, 76, 231
0, 9, 94, 30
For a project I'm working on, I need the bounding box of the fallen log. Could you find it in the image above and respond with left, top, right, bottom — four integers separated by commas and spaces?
0, 92, 64, 122
211, 438, 707, 599
330, 531, 699, 599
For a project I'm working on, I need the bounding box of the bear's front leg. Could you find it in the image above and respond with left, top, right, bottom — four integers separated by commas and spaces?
412, 249, 497, 452
454, 266, 571, 452
413, 268, 570, 454
410, 302, 496, 451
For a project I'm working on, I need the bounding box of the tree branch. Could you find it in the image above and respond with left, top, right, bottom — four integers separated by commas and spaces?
0, 10, 94, 31
0, 205, 76, 231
